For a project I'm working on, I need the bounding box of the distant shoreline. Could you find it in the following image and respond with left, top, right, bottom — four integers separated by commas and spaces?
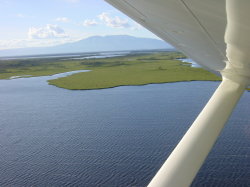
49, 80, 221, 91
0, 51, 222, 90
47, 52, 221, 90
0, 49, 172, 60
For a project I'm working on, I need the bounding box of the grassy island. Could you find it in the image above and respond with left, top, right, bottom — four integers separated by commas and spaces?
0, 51, 221, 90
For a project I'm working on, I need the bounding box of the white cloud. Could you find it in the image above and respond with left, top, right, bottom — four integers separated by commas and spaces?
28, 24, 68, 39
55, 17, 70, 23
83, 19, 98, 27
98, 12, 131, 28
0, 37, 83, 50
0, 39, 26, 50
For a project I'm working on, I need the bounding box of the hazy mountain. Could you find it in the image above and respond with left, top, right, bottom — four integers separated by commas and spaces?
0, 35, 173, 57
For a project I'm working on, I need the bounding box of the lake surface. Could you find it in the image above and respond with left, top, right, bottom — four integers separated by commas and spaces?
0, 74, 249, 186
0, 50, 162, 61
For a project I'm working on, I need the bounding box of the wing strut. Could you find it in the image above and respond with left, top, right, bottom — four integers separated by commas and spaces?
148, 0, 250, 185
104, 0, 250, 186
148, 78, 246, 187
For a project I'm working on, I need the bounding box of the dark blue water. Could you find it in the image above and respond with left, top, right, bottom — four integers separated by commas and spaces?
0, 74, 249, 186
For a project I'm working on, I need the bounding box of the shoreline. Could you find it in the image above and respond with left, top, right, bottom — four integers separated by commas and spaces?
0, 51, 222, 90
49, 79, 221, 91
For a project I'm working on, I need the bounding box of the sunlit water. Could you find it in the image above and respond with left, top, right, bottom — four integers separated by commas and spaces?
0, 73, 249, 186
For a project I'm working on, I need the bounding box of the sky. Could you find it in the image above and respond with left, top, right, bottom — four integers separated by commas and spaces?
0, 0, 159, 50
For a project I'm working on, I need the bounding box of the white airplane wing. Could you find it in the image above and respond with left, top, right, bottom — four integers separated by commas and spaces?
105, 0, 250, 186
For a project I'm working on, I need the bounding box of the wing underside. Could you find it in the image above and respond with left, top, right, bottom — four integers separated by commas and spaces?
105, 0, 250, 83
106, 0, 228, 74
104, 0, 250, 186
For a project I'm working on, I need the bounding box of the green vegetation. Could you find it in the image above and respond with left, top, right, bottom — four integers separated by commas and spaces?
0, 52, 221, 90
0, 57, 86, 79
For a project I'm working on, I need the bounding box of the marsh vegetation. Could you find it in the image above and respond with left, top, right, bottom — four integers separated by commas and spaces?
0, 51, 221, 90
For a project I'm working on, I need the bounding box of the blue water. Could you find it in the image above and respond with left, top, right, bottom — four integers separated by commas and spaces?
0, 74, 249, 186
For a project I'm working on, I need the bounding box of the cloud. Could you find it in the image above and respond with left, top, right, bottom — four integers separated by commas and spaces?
55, 17, 70, 23
98, 12, 131, 28
28, 24, 68, 39
0, 37, 83, 50
0, 39, 26, 50
83, 19, 98, 27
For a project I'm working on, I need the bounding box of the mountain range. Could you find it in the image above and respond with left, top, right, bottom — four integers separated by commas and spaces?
0, 35, 173, 57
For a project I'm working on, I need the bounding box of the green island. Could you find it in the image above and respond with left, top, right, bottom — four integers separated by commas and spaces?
0, 51, 222, 90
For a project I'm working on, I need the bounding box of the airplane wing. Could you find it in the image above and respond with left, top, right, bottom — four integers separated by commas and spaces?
105, 0, 228, 75
105, 0, 250, 186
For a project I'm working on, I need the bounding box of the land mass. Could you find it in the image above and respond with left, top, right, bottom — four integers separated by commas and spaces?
0, 35, 173, 57
0, 51, 221, 90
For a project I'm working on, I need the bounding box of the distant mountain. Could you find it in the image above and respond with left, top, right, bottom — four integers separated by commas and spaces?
0, 35, 173, 57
